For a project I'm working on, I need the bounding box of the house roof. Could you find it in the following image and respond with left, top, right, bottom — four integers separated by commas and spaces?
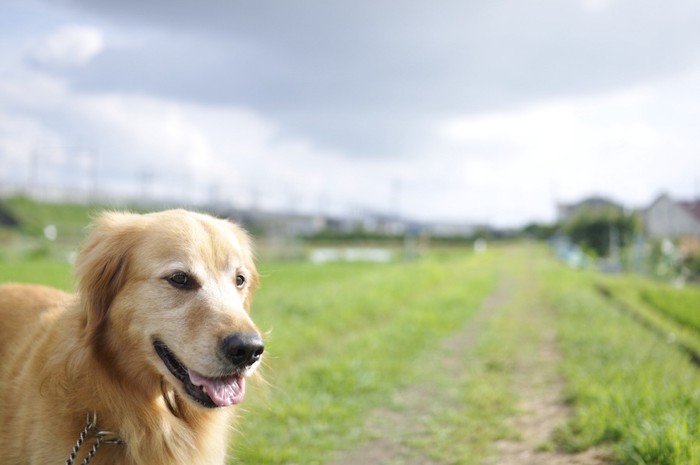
569, 196, 623, 210
557, 195, 624, 221
679, 200, 700, 221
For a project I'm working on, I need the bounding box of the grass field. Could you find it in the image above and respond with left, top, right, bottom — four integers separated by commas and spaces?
545, 268, 700, 464
1, 239, 699, 464
237, 253, 497, 464
641, 284, 700, 335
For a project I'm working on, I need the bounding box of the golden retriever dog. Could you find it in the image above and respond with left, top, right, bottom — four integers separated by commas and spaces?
0, 209, 264, 464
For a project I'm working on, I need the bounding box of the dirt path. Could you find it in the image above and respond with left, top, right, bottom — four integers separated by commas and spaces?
484, 328, 609, 465
327, 271, 611, 465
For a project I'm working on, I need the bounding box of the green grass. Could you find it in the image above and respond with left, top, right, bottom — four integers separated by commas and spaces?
1, 195, 139, 239
546, 267, 700, 464
236, 252, 497, 464
1, 195, 106, 253
0, 259, 73, 289
641, 283, 700, 336
408, 247, 550, 464
0, 196, 131, 261
597, 275, 700, 365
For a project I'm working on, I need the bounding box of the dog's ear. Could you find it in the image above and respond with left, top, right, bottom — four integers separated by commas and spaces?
74, 212, 142, 343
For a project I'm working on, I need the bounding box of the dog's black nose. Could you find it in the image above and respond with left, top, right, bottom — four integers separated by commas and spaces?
222, 333, 264, 368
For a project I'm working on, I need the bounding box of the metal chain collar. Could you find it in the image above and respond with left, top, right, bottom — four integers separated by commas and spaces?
65, 413, 123, 465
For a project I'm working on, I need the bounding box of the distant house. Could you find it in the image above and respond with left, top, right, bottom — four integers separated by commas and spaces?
557, 196, 624, 222
644, 194, 700, 239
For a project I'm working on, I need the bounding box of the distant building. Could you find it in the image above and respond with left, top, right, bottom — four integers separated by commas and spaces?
224, 209, 329, 236
424, 222, 480, 238
359, 213, 407, 236
643, 193, 700, 239
557, 196, 624, 222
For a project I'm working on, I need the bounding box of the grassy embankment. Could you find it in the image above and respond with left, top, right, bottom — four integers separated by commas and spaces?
548, 268, 700, 464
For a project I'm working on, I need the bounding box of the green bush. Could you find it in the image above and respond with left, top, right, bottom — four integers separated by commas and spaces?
562, 210, 640, 257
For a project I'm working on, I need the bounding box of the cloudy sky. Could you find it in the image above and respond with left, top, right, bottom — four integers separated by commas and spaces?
1, 0, 699, 226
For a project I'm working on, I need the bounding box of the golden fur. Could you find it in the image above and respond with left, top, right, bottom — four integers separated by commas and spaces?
0, 209, 263, 464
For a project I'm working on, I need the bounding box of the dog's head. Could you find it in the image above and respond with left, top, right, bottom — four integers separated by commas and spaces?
74, 209, 262, 409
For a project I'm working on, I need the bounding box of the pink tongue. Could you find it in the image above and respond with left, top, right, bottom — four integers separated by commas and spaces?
188, 370, 245, 407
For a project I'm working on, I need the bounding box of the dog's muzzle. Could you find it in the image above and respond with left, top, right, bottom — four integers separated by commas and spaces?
153, 334, 264, 408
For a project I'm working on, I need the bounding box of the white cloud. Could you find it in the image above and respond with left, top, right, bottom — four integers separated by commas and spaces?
28, 25, 104, 67
2, 60, 697, 226
580, 0, 615, 13
0, 65, 378, 210
434, 79, 700, 222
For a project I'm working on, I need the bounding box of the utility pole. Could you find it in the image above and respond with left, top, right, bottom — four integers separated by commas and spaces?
90, 147, 99, 201
609, 225, 620, 271
140, 169, 154, 202
81, 146, 99, 202
28, 148, 40, 196
390, 179, 401, 218
250, 187, 260, 212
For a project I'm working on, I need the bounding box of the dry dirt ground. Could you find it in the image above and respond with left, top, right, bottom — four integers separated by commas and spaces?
327, 277, 611, 465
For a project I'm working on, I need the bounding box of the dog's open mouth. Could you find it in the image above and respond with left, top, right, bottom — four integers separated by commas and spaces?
153, 340, 245, 408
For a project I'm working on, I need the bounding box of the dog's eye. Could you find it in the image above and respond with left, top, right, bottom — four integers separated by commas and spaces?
235, 274, 246, 289
167, 272, 195, 290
